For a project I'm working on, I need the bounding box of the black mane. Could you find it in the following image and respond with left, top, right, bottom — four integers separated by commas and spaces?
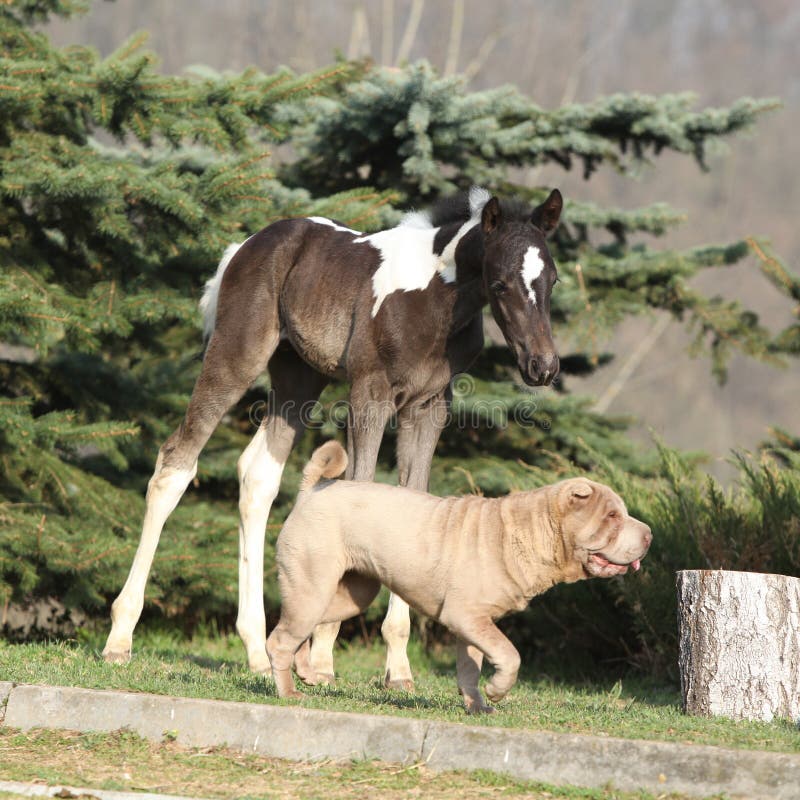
425, 189, 532, 228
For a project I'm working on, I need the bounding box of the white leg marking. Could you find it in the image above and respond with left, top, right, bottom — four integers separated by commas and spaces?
236, 425, 286, 674
382, 592, 414, 688
104, 455, 197, 661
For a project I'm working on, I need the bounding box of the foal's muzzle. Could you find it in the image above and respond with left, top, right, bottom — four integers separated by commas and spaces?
521, 352, 559, 386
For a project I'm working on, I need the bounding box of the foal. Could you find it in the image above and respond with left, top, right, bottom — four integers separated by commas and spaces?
103, 186, 563, 689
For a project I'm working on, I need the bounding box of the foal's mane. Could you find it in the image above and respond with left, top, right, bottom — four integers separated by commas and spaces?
424, 188, 532, 229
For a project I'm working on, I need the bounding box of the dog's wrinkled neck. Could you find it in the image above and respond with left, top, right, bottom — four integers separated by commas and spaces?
497, 490, 573, 601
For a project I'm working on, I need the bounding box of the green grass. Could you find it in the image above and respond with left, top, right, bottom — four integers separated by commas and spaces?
1, 629, 798, 755
0, 727, 723, 800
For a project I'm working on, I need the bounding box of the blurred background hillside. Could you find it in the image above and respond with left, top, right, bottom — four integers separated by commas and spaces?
46, 0, 799, 479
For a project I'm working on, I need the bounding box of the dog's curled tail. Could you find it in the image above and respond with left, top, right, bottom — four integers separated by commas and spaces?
300, 441, 348, 493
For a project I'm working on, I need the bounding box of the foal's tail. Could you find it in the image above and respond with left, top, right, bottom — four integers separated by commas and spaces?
300, 441, 348, 493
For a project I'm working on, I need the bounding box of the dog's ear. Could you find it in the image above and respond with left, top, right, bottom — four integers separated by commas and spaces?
569, 479, 594, 502
531, 189, 563, 237
482, 196, 502, 234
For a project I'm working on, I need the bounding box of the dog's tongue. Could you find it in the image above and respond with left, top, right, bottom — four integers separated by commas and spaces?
631, 559, 641, 572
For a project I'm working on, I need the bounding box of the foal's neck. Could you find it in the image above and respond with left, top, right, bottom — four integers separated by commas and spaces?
450, 224, 487, 332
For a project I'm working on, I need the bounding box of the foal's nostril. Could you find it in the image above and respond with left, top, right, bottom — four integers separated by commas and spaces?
533, 353, 559, 384
544, 352, 559, 376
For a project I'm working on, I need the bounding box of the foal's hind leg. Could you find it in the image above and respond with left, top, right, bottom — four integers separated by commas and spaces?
381, 392, 449, 690
103, 330, 278, 664
237, 345, 328, 673
308, 376, 393, 681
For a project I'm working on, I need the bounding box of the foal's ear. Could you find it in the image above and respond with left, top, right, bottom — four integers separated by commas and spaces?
482, 196, 502, 234
531, 189, 563, 237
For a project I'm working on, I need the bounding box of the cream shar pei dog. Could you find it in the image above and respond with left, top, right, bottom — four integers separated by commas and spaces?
267, 441, 652, 713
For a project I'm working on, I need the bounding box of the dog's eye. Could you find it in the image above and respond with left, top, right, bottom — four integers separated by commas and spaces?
607, 510, 618, 519
490, 280, 507, 295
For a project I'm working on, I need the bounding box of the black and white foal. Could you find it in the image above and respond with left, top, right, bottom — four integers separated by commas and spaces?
103, 186, 563, 689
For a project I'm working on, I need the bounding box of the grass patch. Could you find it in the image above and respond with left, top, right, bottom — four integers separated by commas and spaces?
0, 727, 723, 800
1, 629, 798, 755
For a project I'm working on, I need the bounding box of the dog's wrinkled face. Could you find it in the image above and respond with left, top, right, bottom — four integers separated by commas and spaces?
558, 478, 652, 578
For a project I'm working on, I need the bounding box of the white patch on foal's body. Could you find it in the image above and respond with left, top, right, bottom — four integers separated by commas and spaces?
355, 226, 451, 316
361, 187, 489, 317
306, 216, 362, 236
304, 186, 491, 316
398, 210, 433, 229
521, 246, 545, 306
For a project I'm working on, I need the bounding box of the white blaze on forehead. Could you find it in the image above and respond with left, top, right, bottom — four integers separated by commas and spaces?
521, 246, 545, 306
306, 216, 362, 235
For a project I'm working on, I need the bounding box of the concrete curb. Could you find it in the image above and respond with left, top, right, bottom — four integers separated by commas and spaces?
0, 779, 206, 800
3, 683, 800, 799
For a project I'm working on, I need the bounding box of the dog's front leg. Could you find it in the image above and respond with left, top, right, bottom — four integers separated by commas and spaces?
483, 629, 521, 703
451, 617, 521, 706
456, 640, 494, 714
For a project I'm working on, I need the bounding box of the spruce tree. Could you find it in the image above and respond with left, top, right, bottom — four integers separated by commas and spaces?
0, 0, 393, 616
2, 2, 797, 667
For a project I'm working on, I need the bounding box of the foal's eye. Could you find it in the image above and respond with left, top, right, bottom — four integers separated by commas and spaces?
490, 280, 507, 295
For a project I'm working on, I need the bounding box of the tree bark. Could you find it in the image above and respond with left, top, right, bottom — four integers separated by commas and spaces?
677, 569, 800, 723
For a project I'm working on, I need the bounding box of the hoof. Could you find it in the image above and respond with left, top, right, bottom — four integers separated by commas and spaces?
466, 702, 496, 715
298, 671, 334, 687
248, 653, 273, 676
102, 648, 131, 665
384, 677, 415, 692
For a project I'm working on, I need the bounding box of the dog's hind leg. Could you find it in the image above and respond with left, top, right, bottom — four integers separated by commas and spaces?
295, 573, 381, 686
103, 327, 279, 664
267, 570, 345, 699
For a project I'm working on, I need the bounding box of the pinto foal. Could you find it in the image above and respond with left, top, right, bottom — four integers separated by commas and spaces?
103, 187, 563, 689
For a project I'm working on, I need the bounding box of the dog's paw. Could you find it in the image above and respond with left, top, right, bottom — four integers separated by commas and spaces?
280, 688, 305, 701
484, 684, 508, 704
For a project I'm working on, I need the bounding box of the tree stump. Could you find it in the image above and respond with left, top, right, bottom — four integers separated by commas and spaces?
677, 570, 800, 723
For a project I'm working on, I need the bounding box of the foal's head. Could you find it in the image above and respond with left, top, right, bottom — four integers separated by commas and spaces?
481, 190, 563, 386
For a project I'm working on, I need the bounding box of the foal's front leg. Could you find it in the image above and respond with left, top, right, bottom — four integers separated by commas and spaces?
308, 379, 393, 681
